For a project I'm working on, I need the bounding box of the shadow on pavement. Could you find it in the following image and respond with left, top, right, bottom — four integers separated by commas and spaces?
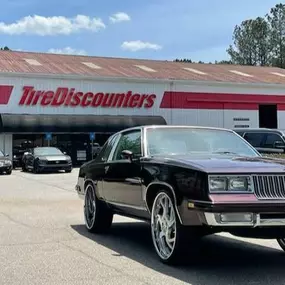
71, 222, 285, 285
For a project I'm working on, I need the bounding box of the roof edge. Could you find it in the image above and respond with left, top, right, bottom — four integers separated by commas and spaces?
1, 71, 285, 90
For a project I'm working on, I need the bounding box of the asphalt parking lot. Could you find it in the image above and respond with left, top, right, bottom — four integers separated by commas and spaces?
1, 169, 285, 285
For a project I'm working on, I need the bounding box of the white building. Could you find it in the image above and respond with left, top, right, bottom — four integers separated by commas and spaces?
1, 51, 285, 164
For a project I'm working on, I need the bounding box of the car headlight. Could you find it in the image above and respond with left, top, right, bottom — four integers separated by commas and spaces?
4, 160, 12, 165
38, 159, 47, 164
208, 175, 253, 192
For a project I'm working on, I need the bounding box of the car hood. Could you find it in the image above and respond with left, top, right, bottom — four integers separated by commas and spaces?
36, 155, 70, 161
153, 154, 285, 173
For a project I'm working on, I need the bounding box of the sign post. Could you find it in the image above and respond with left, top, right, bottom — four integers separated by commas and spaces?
90, 133, 96, 160
45, 133, 52, 147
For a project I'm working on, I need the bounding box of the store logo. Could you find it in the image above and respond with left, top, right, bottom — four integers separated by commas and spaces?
18, 86, 156, 108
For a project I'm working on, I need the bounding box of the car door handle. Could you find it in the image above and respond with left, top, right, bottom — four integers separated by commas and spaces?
104, 166, 109, 173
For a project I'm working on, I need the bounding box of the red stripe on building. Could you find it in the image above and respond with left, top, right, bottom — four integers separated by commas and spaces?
0, 85, 13, 105
159, 91, 285, 110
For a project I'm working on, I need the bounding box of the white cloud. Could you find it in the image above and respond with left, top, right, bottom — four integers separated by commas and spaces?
0, 15, 106, 36
121, 40, 162, 52
109, 12, 131, 23
48, 47, 87, 55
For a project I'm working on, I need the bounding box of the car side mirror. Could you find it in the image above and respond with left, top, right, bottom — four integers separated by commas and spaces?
121, 150, 133, 161
5, 154, 9, 157
63, 152, 67, 155
274, 141, 285, 149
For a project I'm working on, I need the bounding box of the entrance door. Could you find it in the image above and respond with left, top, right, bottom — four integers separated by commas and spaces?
259, 104, 277, 128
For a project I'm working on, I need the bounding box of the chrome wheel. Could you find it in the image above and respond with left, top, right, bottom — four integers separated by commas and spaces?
84, 185, 96, 230
151, 191, 177, 260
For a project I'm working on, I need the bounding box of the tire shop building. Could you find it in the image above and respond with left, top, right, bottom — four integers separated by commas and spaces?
1, 51, 285, 165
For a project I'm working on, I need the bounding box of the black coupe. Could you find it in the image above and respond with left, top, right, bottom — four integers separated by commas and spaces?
22, 147, 72, 173
76, 125, 285, 264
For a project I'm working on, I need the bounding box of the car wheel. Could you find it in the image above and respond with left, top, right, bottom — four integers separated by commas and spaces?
33, 161, 40, 174
277, 238, 285, 251
151, 189, 193, 265
6, 170, 12, 175
22, 163, 27, 172
66, 168, 72, 173
84, 183, 113, 233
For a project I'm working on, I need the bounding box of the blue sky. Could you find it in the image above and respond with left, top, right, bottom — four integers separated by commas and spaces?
0, 0, 282, 62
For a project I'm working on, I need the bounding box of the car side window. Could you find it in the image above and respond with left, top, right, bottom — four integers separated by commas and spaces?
264, 133, 284, 148
243, 132, 266, 147
112, 130, 142, 161
96, 135, 119, 162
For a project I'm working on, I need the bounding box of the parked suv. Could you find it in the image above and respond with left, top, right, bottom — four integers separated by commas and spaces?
233, 128, 285, 154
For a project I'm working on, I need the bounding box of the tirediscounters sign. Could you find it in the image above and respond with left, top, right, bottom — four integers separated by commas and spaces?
18, 86, 157, 108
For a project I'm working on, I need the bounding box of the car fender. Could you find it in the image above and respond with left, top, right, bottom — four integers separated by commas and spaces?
144, 181, 183, 224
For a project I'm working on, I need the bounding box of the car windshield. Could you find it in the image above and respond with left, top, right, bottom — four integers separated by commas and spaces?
146, 127, 260, 157
34, 147, 63, 156
0, 150, 4, 157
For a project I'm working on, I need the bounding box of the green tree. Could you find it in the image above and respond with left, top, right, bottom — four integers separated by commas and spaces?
174, 59, 193, 62
227, 17, 271, 66
0, 46, 10, 50
266, 3, 285, 68
173, 58, 233, 65
214, 60, 233, 64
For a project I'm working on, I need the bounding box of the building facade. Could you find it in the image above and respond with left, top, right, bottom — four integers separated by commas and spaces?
1, 51, 285, 164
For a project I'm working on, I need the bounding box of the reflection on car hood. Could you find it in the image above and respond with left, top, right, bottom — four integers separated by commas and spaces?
153, 154, 285, 173
36, 155, 70, 161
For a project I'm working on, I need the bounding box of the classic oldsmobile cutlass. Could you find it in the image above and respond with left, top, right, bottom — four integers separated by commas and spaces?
75, 125, 285, 264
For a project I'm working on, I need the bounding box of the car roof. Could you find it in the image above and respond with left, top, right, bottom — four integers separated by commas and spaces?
233, 128, 284, 133
118, 125, 234, 134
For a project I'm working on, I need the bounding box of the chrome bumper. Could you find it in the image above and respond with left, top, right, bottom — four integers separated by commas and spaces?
204, 212, 285, 227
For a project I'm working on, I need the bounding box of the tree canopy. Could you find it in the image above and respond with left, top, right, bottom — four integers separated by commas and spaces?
173, 3, 285, 68
0, 46, 10, 51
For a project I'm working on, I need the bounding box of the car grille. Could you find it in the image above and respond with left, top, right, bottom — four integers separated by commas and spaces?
252, 175, 285, 199
46, 160, 68, 165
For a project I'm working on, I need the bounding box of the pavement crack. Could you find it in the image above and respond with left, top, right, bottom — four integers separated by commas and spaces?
14, 172, 74, 193
0, 212, 35, 229
59, 241, 151, 285
0, 212, 80, 236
